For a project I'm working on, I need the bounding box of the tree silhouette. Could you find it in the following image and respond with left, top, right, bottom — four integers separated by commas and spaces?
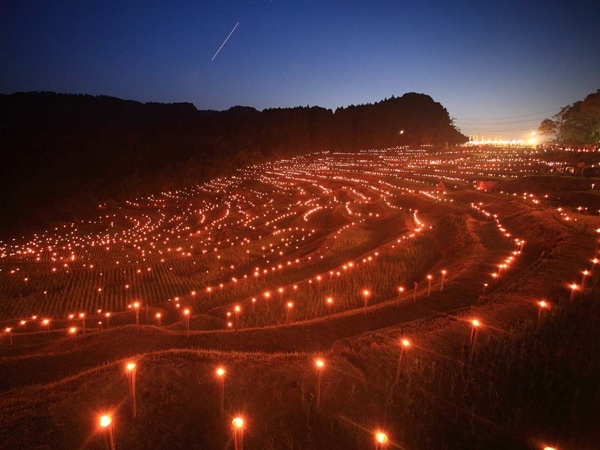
0, 91, 466, 235
538, 90, 600, 145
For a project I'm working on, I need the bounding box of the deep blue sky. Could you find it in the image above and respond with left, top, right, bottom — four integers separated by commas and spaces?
2, 0, 599, 140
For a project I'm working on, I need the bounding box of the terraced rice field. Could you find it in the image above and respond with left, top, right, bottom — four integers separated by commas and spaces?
1, 146, 598, 449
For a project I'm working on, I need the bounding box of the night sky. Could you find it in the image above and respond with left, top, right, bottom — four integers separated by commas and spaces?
2, 0, 599, 140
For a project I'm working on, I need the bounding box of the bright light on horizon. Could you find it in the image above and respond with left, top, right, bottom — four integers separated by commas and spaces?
465, 136, 540, 146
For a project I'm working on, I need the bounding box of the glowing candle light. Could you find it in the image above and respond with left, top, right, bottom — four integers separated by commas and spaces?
42, 318, 50, 334
99, 415, 112, 427
99, 414, 115, 450
468, 320, 480, 363
5, 327, 13, 346
133, 302, 140, 325
440, 269, 447, 292
569, 283, 578, 301
581, 270, 589, 289
68, 326, 78, 352
315, 358, 325, 407
286, 301, 293, 325
375, 431, 389, 449
216, 367, 226, 417
232, 417, 244, 450
126, 362, 137, 418
395, 338, 411, 382
427, 274, 433, 297
183, 308, 191, 336
234, 305, 241, 330
362, 289, 370, 312
79, 312, 86, 334
537, 300, 549, 329
397, 286, 404, 303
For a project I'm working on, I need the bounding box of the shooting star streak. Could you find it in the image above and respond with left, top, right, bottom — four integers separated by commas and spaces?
211, 21, 240, 61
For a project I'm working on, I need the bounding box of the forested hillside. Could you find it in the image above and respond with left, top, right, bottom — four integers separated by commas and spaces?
0, 91, 466, 235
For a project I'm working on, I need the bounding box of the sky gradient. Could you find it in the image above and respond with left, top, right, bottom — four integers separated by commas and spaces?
2, 0, 599, 140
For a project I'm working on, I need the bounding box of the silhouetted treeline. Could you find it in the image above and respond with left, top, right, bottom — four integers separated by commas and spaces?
538, 89, 600, 145
0, 91, 466, 235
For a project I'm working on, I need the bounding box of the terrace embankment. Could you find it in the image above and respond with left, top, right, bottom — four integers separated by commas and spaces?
328, 195, 598, 449
0, 206, 516, 390
0, 201, 596, 450
1, 148, 598, 449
